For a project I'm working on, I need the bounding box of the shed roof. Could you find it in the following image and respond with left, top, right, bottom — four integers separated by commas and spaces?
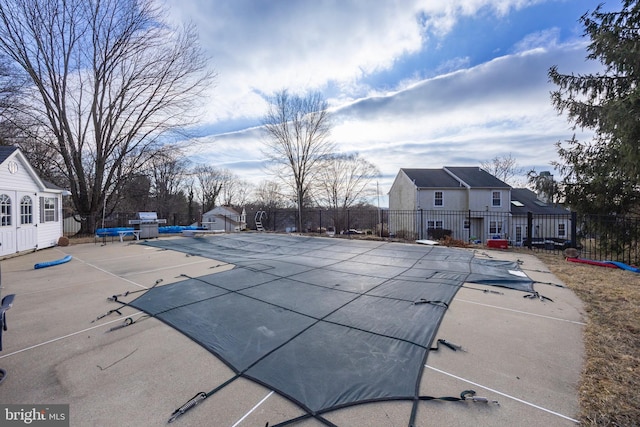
0, 145, 18, 163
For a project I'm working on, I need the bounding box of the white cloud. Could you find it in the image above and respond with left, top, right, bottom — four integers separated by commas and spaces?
163, 0, 557, 124
185, 41, 600, 200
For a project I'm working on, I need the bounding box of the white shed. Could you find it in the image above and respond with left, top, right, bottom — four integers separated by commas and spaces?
0, 146, 64, 258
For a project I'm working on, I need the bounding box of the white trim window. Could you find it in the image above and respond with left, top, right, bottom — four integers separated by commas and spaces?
489, 220, 503, 236
0, 194, 11, 226
427, 220, 443, 229
491, 191, 501, 207
20, 195, 33, 224
40, 197, 58, 223
434, 191, 443, 207
558, 223, 566, 237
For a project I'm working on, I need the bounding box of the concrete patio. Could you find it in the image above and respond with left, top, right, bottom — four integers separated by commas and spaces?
0, 235, 585, 426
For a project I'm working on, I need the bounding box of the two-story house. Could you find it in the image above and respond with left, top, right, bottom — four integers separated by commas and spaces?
389, 167, 511, 242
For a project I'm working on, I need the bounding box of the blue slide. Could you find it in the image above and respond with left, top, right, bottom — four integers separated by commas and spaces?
606, 261, 640, 273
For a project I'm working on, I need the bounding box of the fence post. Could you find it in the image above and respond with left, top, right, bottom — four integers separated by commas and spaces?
319, 210, 322, 235
419, 209, 423, 240
526, 212, 533, 249
570, 211, 577, 249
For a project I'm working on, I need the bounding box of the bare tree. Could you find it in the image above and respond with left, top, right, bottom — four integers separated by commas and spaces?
262, 89, 334, 232
253, 180, 289, 210
193, 164, 228, 212
221, 175, 252, 208
148, 151, 190, 222
0, 53, 29, 145
0, 0, 214, 234
314, 153, 380, 233
480, 153, 523, 186
315, 153, 380, 210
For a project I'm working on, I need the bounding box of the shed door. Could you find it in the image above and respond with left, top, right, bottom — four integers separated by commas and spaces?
16, 192, 37, 252
0, 191, 16, 256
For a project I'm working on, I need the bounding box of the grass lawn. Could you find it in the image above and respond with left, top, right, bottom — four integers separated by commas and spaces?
535, 252, 640, 426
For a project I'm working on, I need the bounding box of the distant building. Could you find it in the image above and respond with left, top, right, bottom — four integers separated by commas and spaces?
389, 166, 511, 241
388, 166, 570, 245
0, 146, 64, 257
509, 188, 570, 247
202, 206, 246, 232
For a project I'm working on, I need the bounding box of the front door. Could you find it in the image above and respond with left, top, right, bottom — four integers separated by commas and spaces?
0, 191, 16, 256
16, 192, 37, 252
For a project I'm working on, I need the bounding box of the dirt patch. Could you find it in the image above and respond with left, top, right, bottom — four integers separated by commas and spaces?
535, 252, 640, 426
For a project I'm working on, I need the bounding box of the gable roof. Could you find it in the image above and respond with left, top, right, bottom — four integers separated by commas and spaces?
444, 167, 511, 188
203, 206, 241, 217
401, 168, 461, 188
401, 166, 511, 189
0, 145, 64, 193
0, 145, 18, 163
510, 188, 569, 215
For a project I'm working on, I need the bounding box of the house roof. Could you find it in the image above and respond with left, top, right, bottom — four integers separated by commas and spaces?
203, 206, 241, 217
0, 145, 18, 163
510, 188, 569, 215
401, 166, 511, 189
401, 169, 461, 188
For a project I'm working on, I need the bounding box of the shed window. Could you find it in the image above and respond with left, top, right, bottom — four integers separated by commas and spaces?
492, 191, 501, 207
0, 194, 11, 226
40, 197, 58, 223
20, 196, 33, 224
434, 191, 443, 207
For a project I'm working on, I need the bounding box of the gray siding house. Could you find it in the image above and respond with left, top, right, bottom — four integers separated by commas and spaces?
389, 167, 511, 242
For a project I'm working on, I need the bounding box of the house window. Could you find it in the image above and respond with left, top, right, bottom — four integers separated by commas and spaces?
489, 220, 502, 235
492, 191, 501, 207
40, 197, 58, 223
434, 191, 443, 207
516, 226, 523, 243
427, 220, 443, 229
0, 194, 11, 226
558, 223, 566, 237
20, 196, 33, 224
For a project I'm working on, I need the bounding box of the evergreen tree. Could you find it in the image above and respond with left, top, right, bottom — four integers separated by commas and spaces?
550, 0, 640, 215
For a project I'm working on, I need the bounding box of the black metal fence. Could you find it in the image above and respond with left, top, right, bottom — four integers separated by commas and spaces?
246, 208, 640, 265
82, 208, 640, 265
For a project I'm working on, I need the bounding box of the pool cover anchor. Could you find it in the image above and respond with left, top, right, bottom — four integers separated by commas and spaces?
168, 392, 208, 423
107, 279, 163, 302
430, 338, 465, 352
460, 390, 499, 405
91, 307, 123, 323
523, 291, 553, 302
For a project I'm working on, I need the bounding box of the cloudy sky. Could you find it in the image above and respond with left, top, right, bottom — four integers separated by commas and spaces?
163, 0, 613, 205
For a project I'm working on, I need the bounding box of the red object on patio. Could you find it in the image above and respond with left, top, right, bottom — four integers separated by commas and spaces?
487, 239, 508, 249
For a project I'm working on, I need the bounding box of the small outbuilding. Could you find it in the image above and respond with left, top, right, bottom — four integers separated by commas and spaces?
0, 146, 64, 258
202, 206, 246, 233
